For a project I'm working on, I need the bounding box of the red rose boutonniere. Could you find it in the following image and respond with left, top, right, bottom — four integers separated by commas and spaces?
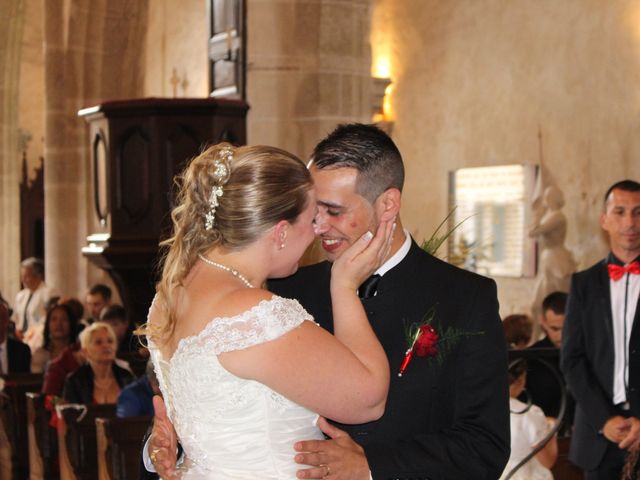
398, 305, 483, 377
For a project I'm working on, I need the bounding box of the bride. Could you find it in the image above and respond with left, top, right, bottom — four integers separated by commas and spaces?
144, 143, 392, 479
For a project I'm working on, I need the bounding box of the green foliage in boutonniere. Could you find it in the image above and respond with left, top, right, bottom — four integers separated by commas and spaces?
399, 304, 484, 376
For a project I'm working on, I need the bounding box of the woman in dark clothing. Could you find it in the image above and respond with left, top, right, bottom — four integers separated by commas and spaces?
31, 303, 79, 373
63, 321, 134, 404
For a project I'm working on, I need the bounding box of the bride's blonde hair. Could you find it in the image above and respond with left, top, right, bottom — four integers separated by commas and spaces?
143, 143, 313, 342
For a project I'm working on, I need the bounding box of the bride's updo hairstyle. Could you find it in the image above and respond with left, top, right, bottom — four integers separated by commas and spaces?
151, 143, 313, 341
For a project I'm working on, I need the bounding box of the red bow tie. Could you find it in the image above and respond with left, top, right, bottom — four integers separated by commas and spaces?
608, 261, 640, 281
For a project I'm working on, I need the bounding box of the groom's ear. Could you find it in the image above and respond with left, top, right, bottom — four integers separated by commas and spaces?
375, 188, 401, 222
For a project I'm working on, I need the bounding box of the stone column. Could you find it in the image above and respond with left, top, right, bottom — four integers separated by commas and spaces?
247, 0, 373, 159
43, 0, 148, 297
0, 0, 25, 301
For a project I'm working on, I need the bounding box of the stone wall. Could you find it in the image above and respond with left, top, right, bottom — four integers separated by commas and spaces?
372, 0, 640, 316
42, 0, 148, 298
247, 0, 372, 161
144, 0, 208, 97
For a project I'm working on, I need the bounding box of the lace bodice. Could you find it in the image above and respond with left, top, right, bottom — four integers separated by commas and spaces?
148, 296, 324, 479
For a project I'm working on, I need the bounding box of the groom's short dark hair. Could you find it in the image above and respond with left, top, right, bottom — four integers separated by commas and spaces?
310, 123, 404, 203
603, 179, 640, 208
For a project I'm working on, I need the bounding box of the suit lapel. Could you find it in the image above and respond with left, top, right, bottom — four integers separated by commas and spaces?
630, 267, 640, 345
598, 259, 614, 342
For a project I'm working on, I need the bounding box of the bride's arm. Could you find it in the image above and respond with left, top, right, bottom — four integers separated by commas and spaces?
220, 222, 393, 424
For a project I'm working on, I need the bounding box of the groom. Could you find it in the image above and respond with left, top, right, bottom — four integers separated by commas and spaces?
148, 124, 510, 479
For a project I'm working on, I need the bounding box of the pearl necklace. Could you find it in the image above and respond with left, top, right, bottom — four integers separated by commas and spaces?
198, 254, 255, 288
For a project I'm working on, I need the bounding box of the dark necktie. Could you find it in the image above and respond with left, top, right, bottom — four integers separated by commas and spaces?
23, 292, 33, 330
358, 274, 381, 299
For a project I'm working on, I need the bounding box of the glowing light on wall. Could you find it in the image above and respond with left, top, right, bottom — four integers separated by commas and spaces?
371, 54, 394, 123
373, 55, 391, 79
382, 83, 394, 121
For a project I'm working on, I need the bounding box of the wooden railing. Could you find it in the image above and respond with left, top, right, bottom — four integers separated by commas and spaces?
57, 404, 117, 480
26, 392, 59, 479
0, 372, 43, 479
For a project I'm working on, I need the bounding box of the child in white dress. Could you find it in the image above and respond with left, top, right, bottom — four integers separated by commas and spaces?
501, 358, 558, 480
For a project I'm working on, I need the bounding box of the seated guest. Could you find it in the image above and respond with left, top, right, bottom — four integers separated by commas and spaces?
501, 359, 557, 480
63, 322, 134, 404
534, 291, 567, 349
31, 303, 80, 373
44, 338, 133, 397
58, 297, 85, 330
116, 359, 159, 417
42, 342, 84, 396
100, 304, 137, 354
0, 300, 31, 374
526, 291, 575, 433
12, 257, 57, 351
503, 313, 533, 349
84, 284, 112, 326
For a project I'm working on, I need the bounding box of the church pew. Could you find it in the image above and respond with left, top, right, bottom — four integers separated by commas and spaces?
0, 372, 43, 479
26, 392, 59, 480
0, 391, 14, 479
96, 416, 152, 480
56, 404, 116, 480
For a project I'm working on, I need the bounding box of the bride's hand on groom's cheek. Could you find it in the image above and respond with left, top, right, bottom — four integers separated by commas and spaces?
294, 417, 370, 480
331, 218, 396, 292
150, 395, 180, 479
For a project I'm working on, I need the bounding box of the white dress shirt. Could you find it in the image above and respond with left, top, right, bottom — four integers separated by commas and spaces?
374, 229, 412, 278
610, 261, 640, 405
13, 282, 56, 333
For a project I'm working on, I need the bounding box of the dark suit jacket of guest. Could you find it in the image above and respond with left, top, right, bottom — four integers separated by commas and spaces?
269, 240, 510, 480
561, 258, 640, 470
63, 362, 134, 404
117, 375, 154, 418
7, 337, 31, 373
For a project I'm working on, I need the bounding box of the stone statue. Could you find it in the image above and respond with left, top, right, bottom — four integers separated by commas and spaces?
528, 186, 576, 330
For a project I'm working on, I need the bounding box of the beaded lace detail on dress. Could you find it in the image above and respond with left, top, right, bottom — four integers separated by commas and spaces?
148, 295, 324, 479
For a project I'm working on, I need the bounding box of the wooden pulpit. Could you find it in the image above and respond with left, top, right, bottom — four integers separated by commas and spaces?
78, 98, 248, 325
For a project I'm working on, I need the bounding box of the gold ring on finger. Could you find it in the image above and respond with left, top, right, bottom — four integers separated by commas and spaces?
150, 448, 160, 463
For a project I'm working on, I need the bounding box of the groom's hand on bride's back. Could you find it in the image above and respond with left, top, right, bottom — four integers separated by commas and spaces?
149, 395, 180, 479
294, 417, 370, 480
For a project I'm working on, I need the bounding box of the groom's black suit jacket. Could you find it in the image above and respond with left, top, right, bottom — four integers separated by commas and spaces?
270, 240, 510, 480
561, 257, 640, 471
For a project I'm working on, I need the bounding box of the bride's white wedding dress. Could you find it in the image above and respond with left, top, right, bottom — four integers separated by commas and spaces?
148, 296, 324, 479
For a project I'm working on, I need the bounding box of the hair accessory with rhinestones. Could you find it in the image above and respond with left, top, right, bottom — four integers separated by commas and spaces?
204, 146, 233, 230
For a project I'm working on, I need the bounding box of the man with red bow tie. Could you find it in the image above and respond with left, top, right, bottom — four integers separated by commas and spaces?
562, 179, 640, 479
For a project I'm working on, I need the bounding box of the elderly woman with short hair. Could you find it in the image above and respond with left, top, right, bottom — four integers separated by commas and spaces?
63, 322, 134, 404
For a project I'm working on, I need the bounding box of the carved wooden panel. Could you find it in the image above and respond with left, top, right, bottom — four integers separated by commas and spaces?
116, 127, 151, 222
79, 98, 248, 324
